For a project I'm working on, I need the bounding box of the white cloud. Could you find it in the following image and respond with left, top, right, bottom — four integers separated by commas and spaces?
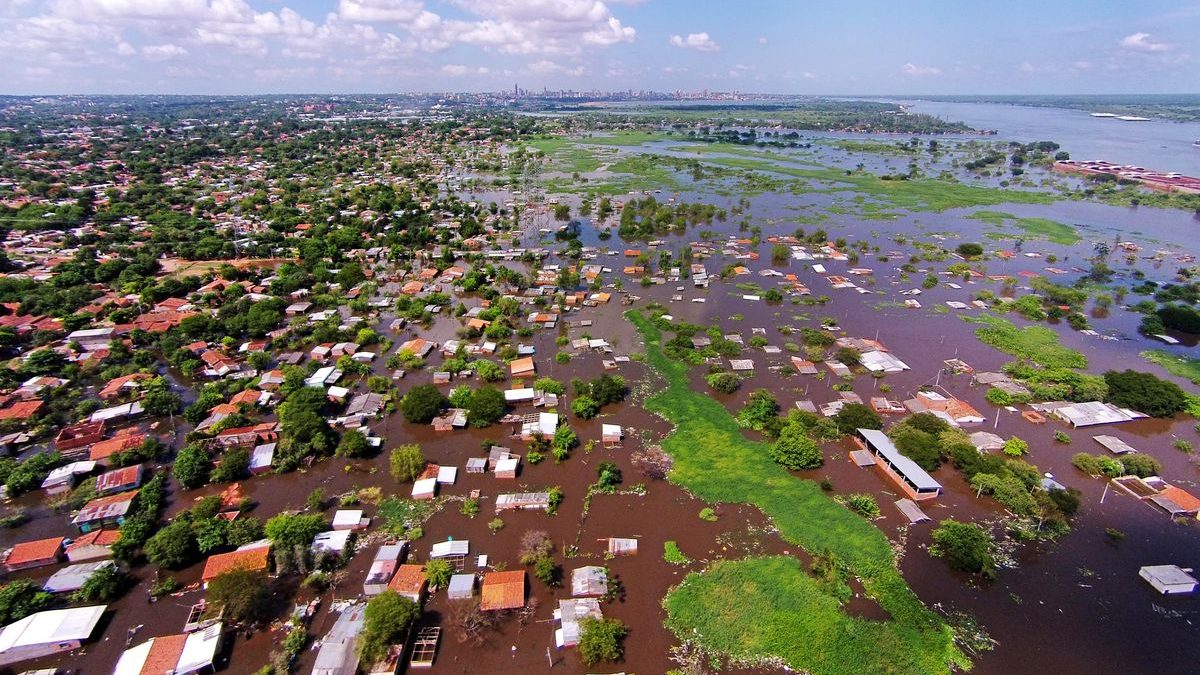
440, 63, 488, 76
526, 59, 584, 76
669, 32, 719, 52
1119, 32, 1172, 52
142, 43, 187, 60
901, 62, 942, 76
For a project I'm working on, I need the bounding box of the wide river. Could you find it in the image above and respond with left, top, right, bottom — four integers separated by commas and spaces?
890, 98, 1200, 176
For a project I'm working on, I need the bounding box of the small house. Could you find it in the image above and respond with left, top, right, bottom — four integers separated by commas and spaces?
42, 560, 114, 595
64, 530, 120, 563
0, 605, 106, 666
411, 478, 438, 500
95, 464, 143, 494
387, 564, 427, 604
2, 537, 64, 572
494, 458, 520, 479
200, 540, 271, 587
311, 604, 365, 675
40, 461, 96, 495
364, 543, 406, 596
249, 443, 275, 474
509, 357, 536, 378
570, 566, 608, 598
495, 492, 551, 513
555, 598, 602, 648
480, 571, 525, 611
72, 490, 138, 532
111, 622, 223, 675
311, 530, 352, 557
1139, 565, 1198, 595
447, 574, 475, 600
332, 509, 369, 531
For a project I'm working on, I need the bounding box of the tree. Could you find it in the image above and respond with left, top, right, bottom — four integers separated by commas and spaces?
578, 617, 628, 666
1103, 369, 1187, 417
956, 242, 984, 258
207, 568, 272, 624
833, 403, 883, 435
399, 384, 448, 424
264, 513, 326, 550
466, 386, 506, 427
474, 360, 505, 383
572, 395, 599, 419
390, 444, 425, 482
736, 389, 779, 432
72, 564, 130, 602
1002, 437, 1029, 457
174, 445, 212, 489
335, 429, 371, 458
930, 519, 995, 577
770, 425, 823, 470
705, 371, 741, 394
144, 520, 199, 569
0, 580, 52, 624
212, 447, 250, 483
142, 389, 182, 417
358, 591, 420, 665
425, 559, 452, 589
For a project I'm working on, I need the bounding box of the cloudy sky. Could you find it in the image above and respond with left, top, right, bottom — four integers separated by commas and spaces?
0, 0, 1197, 95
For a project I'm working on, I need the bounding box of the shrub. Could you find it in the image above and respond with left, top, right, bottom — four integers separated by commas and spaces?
572, 395, 600, 419
770, 425, 823, 470
399, 384, 448, 424
425, 559, 453, 589
578, 617, 628, 666
390, 444, 425, 482
207, 569, 272, 624
663, 540, 691, 565
698, 507, 718, 522
705, 372, 741, 394
1002, 437, 1029, 457
1053, 430, 1071, 444
833, 403, 882, 435
930, 519, 996, 577
1103, 369, 1186, 418
844, 493, 881, 519
358, 591, 420, 665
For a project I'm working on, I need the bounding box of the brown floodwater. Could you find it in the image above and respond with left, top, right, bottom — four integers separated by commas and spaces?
4, 174, 1200, 675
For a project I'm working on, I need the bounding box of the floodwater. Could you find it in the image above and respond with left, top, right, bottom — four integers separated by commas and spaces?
888, 99, 1200, 177
5, 105, 1200, 675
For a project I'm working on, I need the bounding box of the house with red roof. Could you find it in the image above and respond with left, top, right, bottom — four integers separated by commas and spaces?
2, 536, 64, 571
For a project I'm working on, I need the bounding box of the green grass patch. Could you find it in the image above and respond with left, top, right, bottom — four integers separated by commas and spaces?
575, 130, 673, 146
1141, 350, 1200, 385
629, 311, 965, 675
968, 210, 1079, 245
663, 540, 691, 565
966, 315, 1087, 369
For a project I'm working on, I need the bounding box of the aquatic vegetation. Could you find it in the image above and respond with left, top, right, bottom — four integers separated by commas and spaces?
968, 210, 1080, 245
966, 315, 1088, 369
629, 311, 965, 675
1141, 350, 1200, 386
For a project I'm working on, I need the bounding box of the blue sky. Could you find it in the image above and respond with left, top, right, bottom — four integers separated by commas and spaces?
0, 0, 1196, 95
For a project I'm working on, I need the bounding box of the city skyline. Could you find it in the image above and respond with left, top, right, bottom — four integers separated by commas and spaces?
0, 0, 1198, 95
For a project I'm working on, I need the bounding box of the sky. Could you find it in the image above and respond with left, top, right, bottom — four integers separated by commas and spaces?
0, 0, 1197, 95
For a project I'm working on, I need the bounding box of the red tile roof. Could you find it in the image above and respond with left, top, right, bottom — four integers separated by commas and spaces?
4, 536, 64, 568
388, 564, 427, 596
480, 570, 525, 610
201, 543, 271, 582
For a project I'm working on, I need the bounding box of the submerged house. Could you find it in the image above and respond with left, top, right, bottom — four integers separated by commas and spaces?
0, 605, 107, 666
856, 428, 942, 501
112, 622, 224, 675
2, 536, 64, 572
480, 571, 525, 611
72, 490, 138, 532
312, 604, 366, 675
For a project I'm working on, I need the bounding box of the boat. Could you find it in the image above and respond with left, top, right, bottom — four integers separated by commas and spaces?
1193, 140, 1200, 148
1116, 115, 1151, 122
1091, 112, 1118, 118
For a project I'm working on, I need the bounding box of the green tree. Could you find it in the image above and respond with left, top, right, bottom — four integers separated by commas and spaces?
399, 384, 448, 423
425, 559, 452, 589
264, 513, 326, 550
578, 617, 628, 666
930, 519, 996, 577
1103, 369, 1187, 417
770, 425, 823, 470
390, 444, 426, 482
833, 403, 883, 435
571, 395, 599, 419
173, 445, 212, 489
466, 386, 506, 427
358, 591, 420, 665
144, 520, 199, 569
335, 429, 371, 458
212, 447, 250, 483
0, 580, 52, 624
207, 568, 272, 624
72, 565, 130, 602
